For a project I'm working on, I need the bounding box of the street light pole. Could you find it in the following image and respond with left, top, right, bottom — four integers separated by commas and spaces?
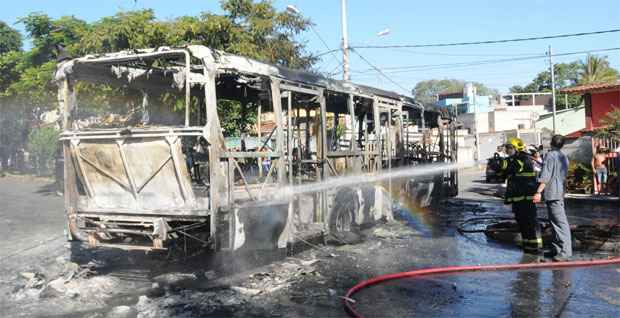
341, 0, 350, 81
473, 86, 480, 162
548, 45, 557, 134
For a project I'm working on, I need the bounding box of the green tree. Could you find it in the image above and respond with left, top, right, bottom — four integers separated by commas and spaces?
1, 1, 317, 171
596, 108, 620, 141
578, 55, 619, 85
510, 62, 580, 93
27, 126, 59, 175
0, 21, 22, 54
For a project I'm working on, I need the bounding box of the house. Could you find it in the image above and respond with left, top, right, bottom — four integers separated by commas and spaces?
561, 80, 620, 132
560, 81, 619, 184
501, 92, 552, 109
435, 83, 491, 115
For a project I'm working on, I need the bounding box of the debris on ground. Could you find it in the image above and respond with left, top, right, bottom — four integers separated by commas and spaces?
106, 305, 137, 318
20, 272, 46, 289
203, 270, 217, 280
372, 222, 416, 239
152, 273, 197, 288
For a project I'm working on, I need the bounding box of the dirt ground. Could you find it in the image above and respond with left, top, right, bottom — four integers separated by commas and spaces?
1, 168, 619, 317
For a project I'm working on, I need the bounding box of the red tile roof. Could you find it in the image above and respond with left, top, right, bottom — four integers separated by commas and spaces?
561, 80, 620, 94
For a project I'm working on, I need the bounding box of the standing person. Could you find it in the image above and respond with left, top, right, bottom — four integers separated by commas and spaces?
533, 135, 571, 262
592, 146, 609, 195
528, 145, 543, 175
616, 146, 620, 196
494, 137, 541, 254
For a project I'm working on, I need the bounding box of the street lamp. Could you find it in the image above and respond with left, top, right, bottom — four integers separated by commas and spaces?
286, 5, 300, 15
377, 28, 390, 37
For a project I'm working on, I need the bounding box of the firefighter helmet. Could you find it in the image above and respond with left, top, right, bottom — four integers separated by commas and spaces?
506, 137, 525, 152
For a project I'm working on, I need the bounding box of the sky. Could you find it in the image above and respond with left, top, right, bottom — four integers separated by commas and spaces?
2, 0, 620, 94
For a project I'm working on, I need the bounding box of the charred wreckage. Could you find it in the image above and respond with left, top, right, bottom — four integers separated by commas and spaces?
54, 46, 458, 254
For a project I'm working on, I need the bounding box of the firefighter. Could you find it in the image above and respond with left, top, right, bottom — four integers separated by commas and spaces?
494, 137, 541, 254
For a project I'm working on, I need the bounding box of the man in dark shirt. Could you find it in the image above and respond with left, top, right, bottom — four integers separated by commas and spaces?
534, 135, 571, 261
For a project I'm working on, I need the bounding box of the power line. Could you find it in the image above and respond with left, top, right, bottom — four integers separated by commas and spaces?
308, 25, 342, 76
387, 48, 546, 57
350, 48, 410, 94
354, 28, 620, 49
317, 28, 620, 56
349, 47, 620, 75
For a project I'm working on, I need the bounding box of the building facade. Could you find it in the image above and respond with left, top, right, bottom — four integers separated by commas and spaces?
562, 81, 620, 131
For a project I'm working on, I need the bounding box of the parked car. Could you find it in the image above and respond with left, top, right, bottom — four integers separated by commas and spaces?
486, 153, 505, 183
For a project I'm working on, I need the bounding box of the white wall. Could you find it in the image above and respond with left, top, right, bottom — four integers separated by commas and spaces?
491, 109, 537, 131
459, 107, 543, 134
457, 112, 489, 133
536, 106, 585, 136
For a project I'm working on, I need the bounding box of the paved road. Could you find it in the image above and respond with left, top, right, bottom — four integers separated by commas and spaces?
0, 176, 65, 259
1, 170, 619, 317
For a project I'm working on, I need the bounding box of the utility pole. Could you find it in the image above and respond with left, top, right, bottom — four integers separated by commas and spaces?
341, 0, 350, 81
548, 45, 557, 134
473, 86, 480, 162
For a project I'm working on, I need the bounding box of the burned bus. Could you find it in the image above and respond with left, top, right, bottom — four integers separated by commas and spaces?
54, 46, 457, 253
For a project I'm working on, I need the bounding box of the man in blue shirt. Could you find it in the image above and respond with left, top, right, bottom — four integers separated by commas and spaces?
533, 135, 571, 262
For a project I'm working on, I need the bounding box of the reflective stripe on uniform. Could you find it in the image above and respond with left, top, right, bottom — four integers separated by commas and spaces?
500, 160, 508, 170
506, 195, 535, 202
516, 159, 524, 172
522, 238, 543, 249
523, 238, 542, 244
519, 238, 542, 247
515, 172, 536, 177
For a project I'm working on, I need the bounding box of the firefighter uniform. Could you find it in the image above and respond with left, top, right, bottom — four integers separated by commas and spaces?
497, 138, 542, 253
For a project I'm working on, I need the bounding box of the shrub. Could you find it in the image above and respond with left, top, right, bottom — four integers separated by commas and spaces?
27, 126, 59, 175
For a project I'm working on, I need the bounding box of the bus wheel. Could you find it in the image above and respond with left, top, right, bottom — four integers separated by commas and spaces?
327, 188, 360, 244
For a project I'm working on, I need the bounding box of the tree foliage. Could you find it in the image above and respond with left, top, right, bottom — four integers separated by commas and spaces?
510, 56, 619, 110
0, 21, 22, 54
412, 79, 498, 107
27, 126, 59, 175
596, 108, 620, 142
578, 55, 619, 85
0, 0, 317, 170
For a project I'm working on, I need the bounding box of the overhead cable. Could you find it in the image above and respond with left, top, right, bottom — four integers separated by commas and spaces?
349, 47, 620, 75
349, 48, 410, 94
317, 28, 620, 56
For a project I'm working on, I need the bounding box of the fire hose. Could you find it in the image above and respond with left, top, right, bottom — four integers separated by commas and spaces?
343, 257, 620, 317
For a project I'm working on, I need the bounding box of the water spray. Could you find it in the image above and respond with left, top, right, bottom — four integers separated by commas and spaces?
256, 160, 478, 202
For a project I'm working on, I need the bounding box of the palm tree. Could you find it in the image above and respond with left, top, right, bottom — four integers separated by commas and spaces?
578, 55, 619, 85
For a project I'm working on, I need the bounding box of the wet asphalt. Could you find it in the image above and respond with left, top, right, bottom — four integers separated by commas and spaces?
349, 168, 620, 318
1, 169, 619, 317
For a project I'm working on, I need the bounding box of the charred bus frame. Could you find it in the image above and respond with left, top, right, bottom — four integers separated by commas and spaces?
55, 46, 457, 252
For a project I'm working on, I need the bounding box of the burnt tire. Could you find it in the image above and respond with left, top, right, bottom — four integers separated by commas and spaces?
67, 214, 87, 242
328, 188, 360, 243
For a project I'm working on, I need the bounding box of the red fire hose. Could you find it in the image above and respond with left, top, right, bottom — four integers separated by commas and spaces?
344, 257, 620, 317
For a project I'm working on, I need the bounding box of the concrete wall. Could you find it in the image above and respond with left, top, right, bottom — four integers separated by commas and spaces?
477, 132, 507, 160
457, 112, 490, 133
491, 109, 537, 131
459, 107, 542, 135
461, 129, 542, 161
541, 132, 592, 164
536, 106, 585, 136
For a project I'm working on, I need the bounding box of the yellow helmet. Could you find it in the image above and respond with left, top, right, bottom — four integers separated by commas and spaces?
506, 137, 525, 152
